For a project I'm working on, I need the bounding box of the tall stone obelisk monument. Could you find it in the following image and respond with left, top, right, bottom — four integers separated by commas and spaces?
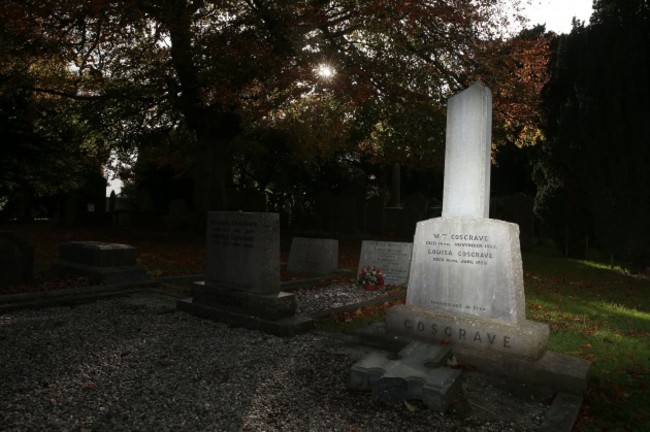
386, 82, 549, 360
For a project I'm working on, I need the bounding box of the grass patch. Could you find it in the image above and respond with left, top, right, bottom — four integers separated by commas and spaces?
524, 249, 650, 431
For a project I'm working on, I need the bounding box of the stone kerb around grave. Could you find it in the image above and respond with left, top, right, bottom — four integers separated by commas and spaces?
358, 240, 413, 286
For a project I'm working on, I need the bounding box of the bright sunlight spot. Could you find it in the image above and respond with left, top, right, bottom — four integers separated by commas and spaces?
315, 63, 336, 80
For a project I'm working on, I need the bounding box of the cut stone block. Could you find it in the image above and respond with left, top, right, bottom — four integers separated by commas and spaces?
52, 241, 149, 285
452, 346, 592, 395
176, 298, 313, 337
386, 304, 549, 360
442, 81, 492, 219
180, 211, 314, 336
405, 217, 527, 324
191, 281, 296, 320
350, 341, 462, 412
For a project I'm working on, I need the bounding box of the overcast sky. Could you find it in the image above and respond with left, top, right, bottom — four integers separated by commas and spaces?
523, 0, 594, 34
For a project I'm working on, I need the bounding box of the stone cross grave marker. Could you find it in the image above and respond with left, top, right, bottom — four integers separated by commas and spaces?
357, 240, 413, 286
386, 82, 549, 360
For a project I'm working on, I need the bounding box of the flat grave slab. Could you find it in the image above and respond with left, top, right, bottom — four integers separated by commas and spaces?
52, 241, 149, 285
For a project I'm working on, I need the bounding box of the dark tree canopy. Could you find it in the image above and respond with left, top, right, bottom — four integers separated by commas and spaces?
1, 0, 548, 217
534, 0, 650, 264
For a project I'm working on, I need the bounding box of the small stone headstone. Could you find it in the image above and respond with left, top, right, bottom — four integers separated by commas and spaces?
0, 231, 33, 291
287, 237, 338, 275
357, 240, 413, 286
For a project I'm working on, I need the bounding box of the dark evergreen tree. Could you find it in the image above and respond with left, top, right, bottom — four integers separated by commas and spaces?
535, 0, 650, 264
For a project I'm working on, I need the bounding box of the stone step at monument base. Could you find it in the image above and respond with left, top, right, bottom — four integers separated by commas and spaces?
176, 298, 314, 337
453, 346, 591, 395
350, 341, 463, 412
192, 281, 297, 320
386, 305, 550, 360
354, 322, 590, 395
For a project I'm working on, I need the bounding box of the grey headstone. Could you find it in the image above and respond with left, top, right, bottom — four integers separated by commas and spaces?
0, 231, 34, 290
205, 211, 279, 294
287, 237, 338, 275
358, 240, 413, 286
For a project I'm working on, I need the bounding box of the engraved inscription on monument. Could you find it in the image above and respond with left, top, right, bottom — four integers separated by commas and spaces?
358, 241, 413, 286
425, 232, 497, 267
406, 218, 525, 323
206, 212, 279, 294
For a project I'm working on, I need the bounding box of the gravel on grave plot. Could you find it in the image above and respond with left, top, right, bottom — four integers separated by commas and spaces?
0, 289, 551, 432
293, 282, 404, 317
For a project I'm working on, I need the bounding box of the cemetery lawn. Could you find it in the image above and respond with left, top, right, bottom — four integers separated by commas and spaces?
522, 249, 650, 431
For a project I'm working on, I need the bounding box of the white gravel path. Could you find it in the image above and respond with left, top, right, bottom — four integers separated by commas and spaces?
0, 290, 549, 432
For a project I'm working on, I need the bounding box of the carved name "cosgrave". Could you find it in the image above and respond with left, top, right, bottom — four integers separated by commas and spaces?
403, 319, 512, 348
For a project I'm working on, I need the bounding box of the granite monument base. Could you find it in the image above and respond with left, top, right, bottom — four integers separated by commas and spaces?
386, 305, 549, 360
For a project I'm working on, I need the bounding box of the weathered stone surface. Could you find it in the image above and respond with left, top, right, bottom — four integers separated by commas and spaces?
52, 241, 148, 285
350, 341, 462, 411
442, 81, 492, 219
182, 212, 314, 335
357, 240, 412, 286
206, 211, 280, 294
59, 241, 136, 267
386, 305, 549, 360
287, 237, 338, 275
539, 393, 584, 432
453, 347, 591, 395
191, 281, 296, 320
405, 217, 526, 323
0, 231, 33, 290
